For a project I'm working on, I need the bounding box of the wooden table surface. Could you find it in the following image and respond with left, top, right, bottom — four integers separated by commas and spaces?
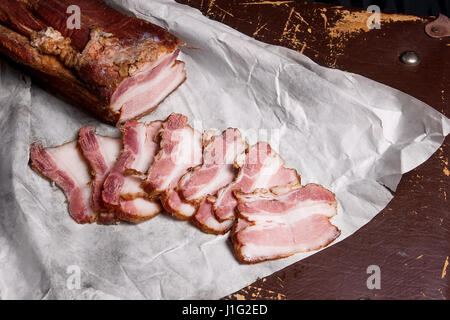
176, 0, 450, 300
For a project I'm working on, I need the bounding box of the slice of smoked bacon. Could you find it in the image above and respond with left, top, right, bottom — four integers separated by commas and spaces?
0, 0, 185, 124
180, 129, 247, 203
178, 128, 247, 234
232, 184, 341, 263
213, 142, 301, 222
144, 113, 202, 219
78, 127, 122, 224
29, 141, 96, 224
193, 198, 234, 234
101, 120, 162, 224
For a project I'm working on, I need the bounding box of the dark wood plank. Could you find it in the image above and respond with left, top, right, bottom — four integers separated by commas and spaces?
176, 0, 450, 300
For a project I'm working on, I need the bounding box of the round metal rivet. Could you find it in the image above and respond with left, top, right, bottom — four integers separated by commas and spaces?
400, 51, 420, 66
431, 26, 440, 33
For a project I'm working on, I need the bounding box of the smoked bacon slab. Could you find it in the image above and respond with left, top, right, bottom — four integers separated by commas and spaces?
0, 0, 186, 124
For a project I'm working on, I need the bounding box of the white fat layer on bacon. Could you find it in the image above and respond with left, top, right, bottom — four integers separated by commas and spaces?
251, 154, 284, 188
203, 216, 234, 232
96, 136, 122, 168
121, 197, 161, 216
240, 200, 336, 229
177, 201, 196, 217
158, 128, 202, 191
133, 124, 151, 173
130, 122, 161, 173
46, 141, 93, 215
239, 228, 338, 261
117, 62, 186, 122
122, 176, 145, 195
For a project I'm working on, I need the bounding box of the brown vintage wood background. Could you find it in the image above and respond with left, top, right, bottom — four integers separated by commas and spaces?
176, 0, 450, 300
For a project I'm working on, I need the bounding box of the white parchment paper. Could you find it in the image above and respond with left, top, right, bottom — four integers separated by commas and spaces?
0, 0, 448, 299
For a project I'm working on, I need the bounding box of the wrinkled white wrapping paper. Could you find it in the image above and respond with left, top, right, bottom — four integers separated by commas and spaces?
0, 0, 448, 299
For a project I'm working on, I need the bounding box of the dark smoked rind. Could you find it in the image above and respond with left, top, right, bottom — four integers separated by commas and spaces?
0, 24, 115, 122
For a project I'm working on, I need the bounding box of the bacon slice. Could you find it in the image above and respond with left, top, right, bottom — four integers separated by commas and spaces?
160, 189, 197, 220
177, 128, 246, 232
29, 141, 95, 224
213, 143, 301, 222
232, 184, 341, 263
78, 127, 122, 223
101, 120, 162, 224
192, 198, 234, 234
144, 113, 202, 219
0, 0, 185, 124
180, 128, 247, 202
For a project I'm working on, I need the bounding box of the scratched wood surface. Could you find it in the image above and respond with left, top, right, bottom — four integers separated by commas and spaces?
176, 0, 450, 300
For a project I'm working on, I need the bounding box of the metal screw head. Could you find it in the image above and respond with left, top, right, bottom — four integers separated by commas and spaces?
431, 26, 440, 34
400, 51, 420, 66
